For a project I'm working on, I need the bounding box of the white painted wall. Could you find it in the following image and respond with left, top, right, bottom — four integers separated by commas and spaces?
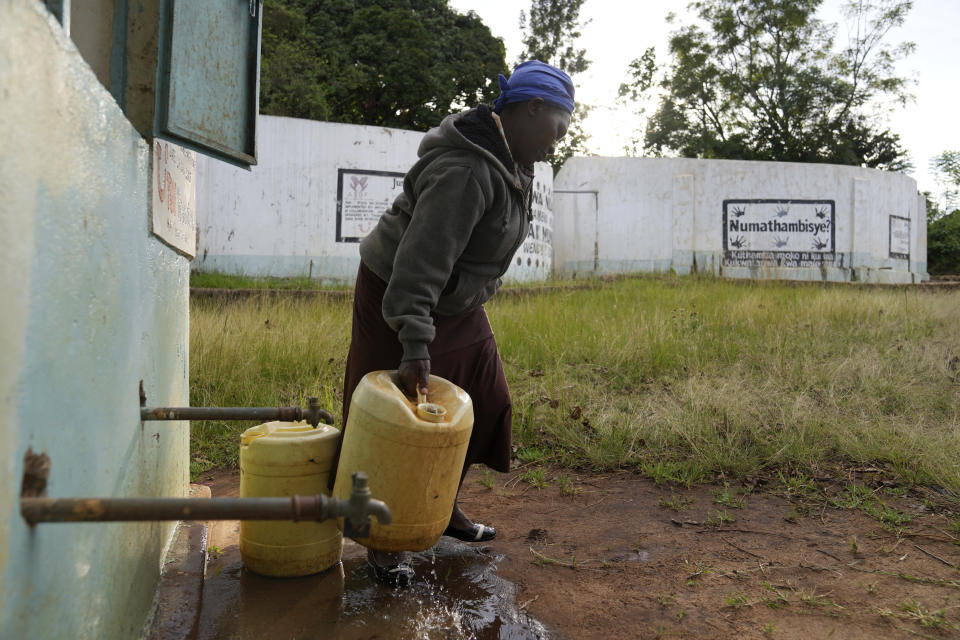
554, 157, 927, 284
195, 115, 554, 284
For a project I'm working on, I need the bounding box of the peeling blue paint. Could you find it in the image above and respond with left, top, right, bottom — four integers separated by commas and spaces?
1, 3, 189, 638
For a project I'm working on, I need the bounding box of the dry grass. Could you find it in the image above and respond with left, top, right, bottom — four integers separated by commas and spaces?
190, 275, 960, 498
189, 295, 350, 474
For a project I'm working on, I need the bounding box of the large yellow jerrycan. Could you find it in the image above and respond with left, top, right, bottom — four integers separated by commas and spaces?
240, 421, 343, 577
333, 371, 473, 552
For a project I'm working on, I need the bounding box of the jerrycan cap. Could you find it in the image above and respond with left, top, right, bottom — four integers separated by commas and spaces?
416, 388, 447, 423
416, 402, 447, 422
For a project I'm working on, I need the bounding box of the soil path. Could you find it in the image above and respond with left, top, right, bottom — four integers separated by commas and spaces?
198, 468, 960, 639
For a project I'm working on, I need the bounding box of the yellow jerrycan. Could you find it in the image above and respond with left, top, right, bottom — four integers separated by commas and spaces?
332, 371, 473, 552
239, 421, 343, 577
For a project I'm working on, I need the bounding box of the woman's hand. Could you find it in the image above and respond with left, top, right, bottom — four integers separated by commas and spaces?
398, 359, 430, 398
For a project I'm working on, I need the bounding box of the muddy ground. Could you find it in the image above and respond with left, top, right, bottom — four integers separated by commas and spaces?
197, 467, 959, 639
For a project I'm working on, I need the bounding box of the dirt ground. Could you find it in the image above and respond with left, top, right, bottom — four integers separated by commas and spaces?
199, 467, 960, 639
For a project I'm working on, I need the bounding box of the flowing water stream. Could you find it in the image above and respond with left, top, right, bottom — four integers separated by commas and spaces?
197, 534, 548, 639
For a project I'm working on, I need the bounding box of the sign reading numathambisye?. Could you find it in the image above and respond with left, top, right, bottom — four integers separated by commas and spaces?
722, 199, 836, 268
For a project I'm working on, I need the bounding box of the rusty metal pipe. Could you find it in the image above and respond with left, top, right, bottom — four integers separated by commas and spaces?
20, 496, 342, 524
20, 473, 391, 536
141, 396, 334, 427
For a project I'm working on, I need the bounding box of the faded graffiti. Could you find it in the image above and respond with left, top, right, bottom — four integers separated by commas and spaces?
513, 171, 553, 271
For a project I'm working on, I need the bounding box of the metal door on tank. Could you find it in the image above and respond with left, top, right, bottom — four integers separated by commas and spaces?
156, 0, 262, 167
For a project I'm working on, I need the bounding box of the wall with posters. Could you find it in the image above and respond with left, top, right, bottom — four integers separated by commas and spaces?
0, 4, 190, 638
553, 157, 927, 284
195, 115, 554, 283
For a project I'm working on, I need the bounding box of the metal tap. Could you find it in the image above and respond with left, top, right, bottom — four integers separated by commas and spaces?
340, 471, 390, 539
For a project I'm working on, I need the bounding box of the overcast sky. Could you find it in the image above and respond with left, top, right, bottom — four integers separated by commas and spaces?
449, 0, 959, 197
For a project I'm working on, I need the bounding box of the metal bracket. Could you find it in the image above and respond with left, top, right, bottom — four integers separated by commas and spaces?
20, 448, 50, 499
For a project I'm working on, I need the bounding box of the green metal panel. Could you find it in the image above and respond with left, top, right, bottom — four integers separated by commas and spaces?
44, 0, 70, 30
157, 0, 261, 166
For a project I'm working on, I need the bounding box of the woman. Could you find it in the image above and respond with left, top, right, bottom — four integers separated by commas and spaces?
334, 60, 574, 586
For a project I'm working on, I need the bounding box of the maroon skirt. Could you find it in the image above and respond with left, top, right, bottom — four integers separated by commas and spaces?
329, 262, 513, 487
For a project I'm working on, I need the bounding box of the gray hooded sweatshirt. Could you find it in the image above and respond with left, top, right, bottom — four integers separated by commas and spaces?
359, 106, 533, 362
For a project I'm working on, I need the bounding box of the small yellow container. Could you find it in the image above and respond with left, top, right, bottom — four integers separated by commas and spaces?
239, 421, 342, 577
332, 371, 474, 552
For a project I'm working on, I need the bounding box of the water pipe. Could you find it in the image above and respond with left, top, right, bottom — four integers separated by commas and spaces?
20, 472, 390, 538
141, 396, 334, 427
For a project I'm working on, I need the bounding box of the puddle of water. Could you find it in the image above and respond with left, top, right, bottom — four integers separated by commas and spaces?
607, 549, 652, 564
197, 537, 548, 640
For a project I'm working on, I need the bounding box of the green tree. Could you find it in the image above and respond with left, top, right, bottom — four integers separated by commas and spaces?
640, 0, 914, 171
927, 150, 960, 275
517, 0, 592, 172
931, 150, 960, 213
259, 2, 334, 121
518, 0, 590, 74
927, 211, 960, 275
259, 0, 506, 131
922, 191, 942, 225
616, 46, 657, 156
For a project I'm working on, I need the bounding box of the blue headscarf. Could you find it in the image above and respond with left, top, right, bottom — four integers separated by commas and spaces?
492, 60, 575, 114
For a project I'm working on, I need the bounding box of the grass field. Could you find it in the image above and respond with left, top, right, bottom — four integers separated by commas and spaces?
190, 271, 334, 290
190, 275, 960, 499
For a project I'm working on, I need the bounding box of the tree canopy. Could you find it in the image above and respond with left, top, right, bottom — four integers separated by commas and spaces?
630, 0, 915, 171
518, 0, 590, 75
927, 210, 960, 275
931, 150, 960, 213
517, 0, 592, 172
927, 150, 960, 275
259, 0, 506, 131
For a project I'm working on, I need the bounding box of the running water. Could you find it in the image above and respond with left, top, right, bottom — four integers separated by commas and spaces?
197, 534, 548, 639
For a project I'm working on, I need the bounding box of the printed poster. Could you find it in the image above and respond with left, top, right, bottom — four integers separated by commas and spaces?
722, 199, 836, 268
150, 139, 197, 258
889, 215, 910, 259
336, 169, 404, 243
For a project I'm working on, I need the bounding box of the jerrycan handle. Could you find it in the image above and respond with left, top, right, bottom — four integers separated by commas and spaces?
383, 371, 448, 423
240, 423, 269, 446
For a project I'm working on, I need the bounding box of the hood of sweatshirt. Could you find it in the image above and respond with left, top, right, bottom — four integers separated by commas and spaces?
417, 105, 521, 191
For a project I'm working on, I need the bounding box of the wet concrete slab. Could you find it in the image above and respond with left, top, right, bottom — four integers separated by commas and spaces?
196, 481, 548, 639
150, 520, 208, 639
147, 484, 211, 640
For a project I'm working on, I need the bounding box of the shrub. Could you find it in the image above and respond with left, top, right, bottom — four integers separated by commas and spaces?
927, 210, 960, 275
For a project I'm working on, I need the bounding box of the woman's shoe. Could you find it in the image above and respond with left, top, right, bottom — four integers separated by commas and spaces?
443, 522, 496, 542
369, 561, 415, 587
367, 549, 415, 588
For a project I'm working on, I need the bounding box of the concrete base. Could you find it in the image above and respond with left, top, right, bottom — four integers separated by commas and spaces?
143, 485, 211, 640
